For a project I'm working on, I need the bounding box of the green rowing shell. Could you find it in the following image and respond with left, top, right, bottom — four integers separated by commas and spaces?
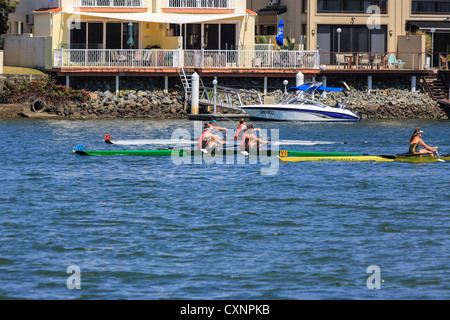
74, 149, 365, 157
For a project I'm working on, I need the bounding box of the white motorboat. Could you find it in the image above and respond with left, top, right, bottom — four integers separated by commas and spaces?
240, 83, 361, 122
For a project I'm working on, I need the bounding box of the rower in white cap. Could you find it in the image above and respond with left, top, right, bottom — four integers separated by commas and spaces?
409, 128, 438, 156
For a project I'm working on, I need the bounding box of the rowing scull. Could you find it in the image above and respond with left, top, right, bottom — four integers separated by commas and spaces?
74, 148, 365, 157
104, 135, 346, 147
279, 154, 449, 163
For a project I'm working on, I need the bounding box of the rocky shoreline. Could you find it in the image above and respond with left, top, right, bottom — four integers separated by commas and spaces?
1, 75, 449, 120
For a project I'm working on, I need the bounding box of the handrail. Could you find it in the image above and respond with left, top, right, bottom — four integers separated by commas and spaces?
75, 0, 145, 7
163, 0, 234, 9
55, 48, 320, 70
319, 51, 450, 70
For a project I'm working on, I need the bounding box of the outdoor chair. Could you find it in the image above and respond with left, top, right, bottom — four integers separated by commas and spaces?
335, 53, 349, 69
111, 50, 127, 63
142, 51, 153, 67
358, 54, 370, 69
387, 54, 405, 69
253, 57, 262, 67
134, 51, 143, 66
273, 54, 281, 68
371, 54, 382, 69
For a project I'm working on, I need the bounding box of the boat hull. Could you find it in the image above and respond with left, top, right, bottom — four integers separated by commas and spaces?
74, 149, 364, 157
280, 154, 449, 163
241, 104, 360, 122
279, 156, 394, 162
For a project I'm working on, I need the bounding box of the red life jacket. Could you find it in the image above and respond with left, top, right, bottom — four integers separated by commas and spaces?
235, 124, 244, 141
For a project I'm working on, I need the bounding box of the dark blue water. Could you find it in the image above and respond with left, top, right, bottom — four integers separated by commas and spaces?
0, 118, 448, 300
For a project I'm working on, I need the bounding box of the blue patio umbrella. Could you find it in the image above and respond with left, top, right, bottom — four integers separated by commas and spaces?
127, 22, 134, 48
276, 20, 284, 47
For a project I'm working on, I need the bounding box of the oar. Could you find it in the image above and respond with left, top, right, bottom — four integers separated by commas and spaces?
433, 149, 445, 162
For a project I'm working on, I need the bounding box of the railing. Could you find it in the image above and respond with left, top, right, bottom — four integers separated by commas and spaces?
320, 51, 437, 71
164, 0, 233, 9
75, 0, 144, 7
53, 49, 320, 69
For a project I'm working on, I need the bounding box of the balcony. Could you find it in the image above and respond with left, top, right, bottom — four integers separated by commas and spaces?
53, 49, 319, 71
74, 0, 145, 8
163, 0, 234, 10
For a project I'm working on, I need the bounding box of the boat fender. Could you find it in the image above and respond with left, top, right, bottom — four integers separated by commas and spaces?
105, 134, 113, 144
30, 100, 47, 113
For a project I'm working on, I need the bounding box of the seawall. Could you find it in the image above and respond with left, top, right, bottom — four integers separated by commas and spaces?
1, 75, 449, 120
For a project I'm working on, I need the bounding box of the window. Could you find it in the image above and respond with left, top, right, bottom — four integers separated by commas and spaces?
317, 24, 387, 64
317, 0, 387, 14
412, 1, 450, 14
260, 25, 277, 36
70, 22, 139, 49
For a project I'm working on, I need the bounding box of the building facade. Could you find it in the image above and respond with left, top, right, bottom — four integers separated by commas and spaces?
5, 0, 259, 72
249, 0, 450, 57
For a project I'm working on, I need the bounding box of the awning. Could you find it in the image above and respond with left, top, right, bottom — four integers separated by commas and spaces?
407, 20, 450, 33
61, 11, 248, 24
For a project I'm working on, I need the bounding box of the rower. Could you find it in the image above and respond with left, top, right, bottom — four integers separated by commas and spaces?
409, 129, 438, 157
240, 124, 270, 152
234, 118, 247, 141
198, 123, 225, 151
208, 118, 227, 132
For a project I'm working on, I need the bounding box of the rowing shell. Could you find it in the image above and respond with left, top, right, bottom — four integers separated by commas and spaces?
104, 136, 345, 147
74, 148, 364, 157
279, 156, 394, 162
279, 154, 450, 163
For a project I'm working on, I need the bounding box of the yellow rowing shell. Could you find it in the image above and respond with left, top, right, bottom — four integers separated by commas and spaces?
278, 156, 395, 162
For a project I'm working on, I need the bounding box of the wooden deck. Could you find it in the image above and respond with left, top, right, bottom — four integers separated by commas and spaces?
51, 66, 435, 79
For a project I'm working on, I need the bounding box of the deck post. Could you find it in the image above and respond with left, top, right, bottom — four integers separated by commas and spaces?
411, 75, 416, 92
213, 79, 218, 114
66, 76, 70, 89
322, 75, 327, 98
191, 72, 199, 115
296, 72, 304, 86
367, 75, 372, 92
115, 76, 119, 96
164, 76, 169, 93
264, 77, 268, 95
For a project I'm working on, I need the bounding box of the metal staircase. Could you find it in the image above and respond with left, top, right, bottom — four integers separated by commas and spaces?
179, 67, 204, 103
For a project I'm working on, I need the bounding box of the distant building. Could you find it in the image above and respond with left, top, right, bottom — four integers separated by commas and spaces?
248, 0, 450, 55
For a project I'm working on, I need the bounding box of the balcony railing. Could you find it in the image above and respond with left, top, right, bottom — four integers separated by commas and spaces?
320, 51, 434, 70
164, 0, 234, 9
53, 49, 320, 69
75, 0, 144, 7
